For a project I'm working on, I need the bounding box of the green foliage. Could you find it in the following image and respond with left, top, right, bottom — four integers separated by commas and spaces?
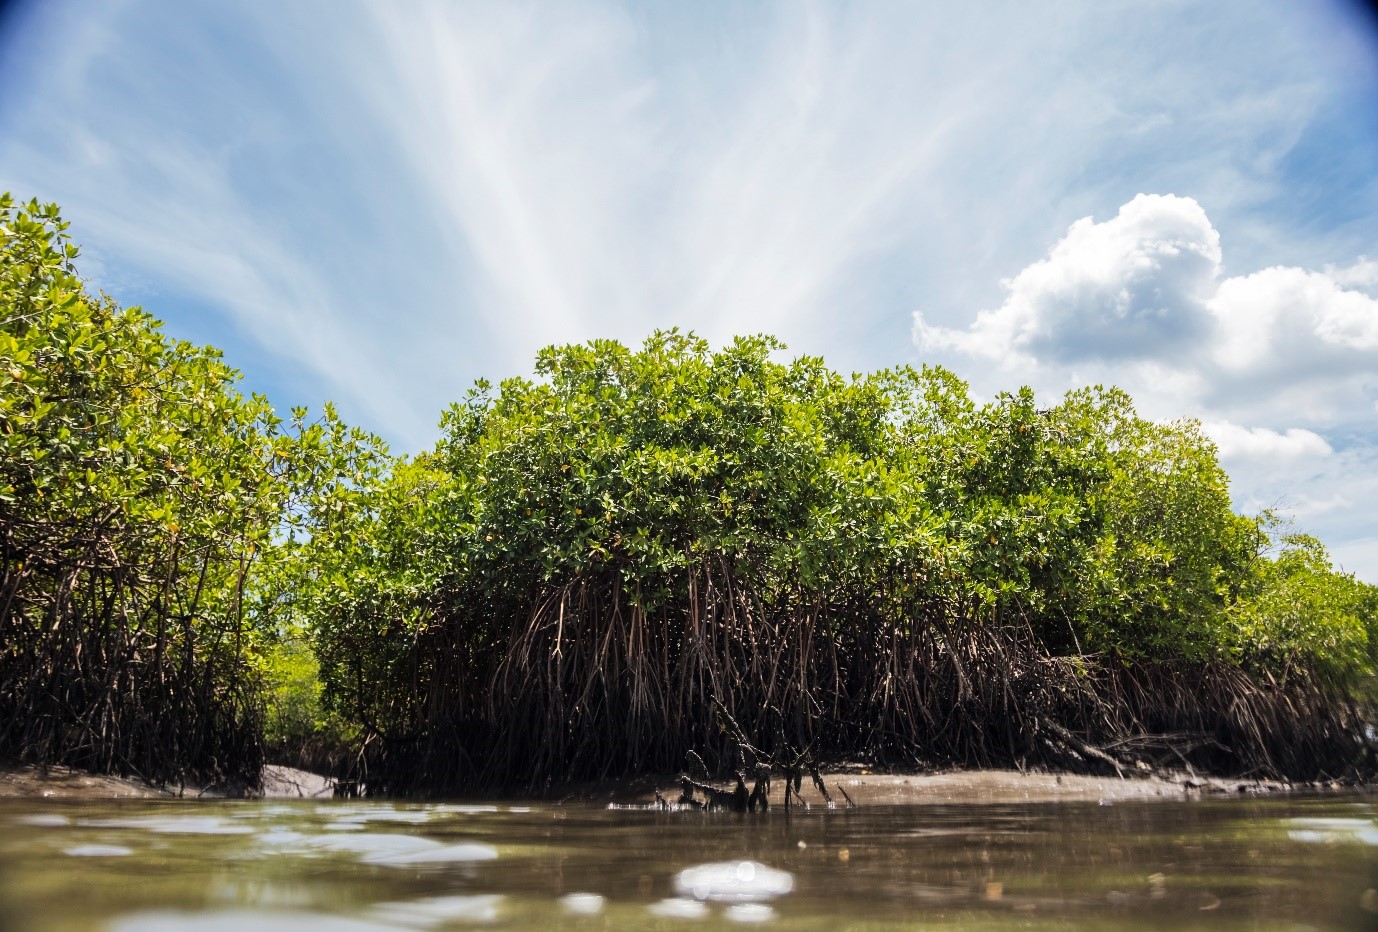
6, 191, 1368, 788
300, 330, 1374, 780
1228, 531, 1378, 682
261, 638, 327, 748
0, 194, 381, 785
259, 637, 358, 765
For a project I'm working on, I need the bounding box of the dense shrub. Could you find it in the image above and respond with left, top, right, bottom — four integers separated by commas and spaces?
296, 332, 1376, 792
6, 195, 1370, 792
0, 196, 379, 787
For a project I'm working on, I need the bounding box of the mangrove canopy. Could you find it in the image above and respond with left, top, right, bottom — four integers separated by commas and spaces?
4, 195, 1375, 796
291, 332, 1378, 794
0, 196, 381, 788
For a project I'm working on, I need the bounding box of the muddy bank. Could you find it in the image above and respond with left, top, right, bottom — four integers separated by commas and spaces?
569, 768, 1336, 807
0, 762, 169, 799
0, 763, 333, 800
258, 765, 334, 798
1, 761, 1345, 805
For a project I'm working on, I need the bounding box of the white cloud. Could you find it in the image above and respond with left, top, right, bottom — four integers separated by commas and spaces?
915, 194, 1221, 366
1326, 257, 1378, 292
1204, 422, 1332, 460
1211, 266, 1378, 381
3, 3, 1375, 572
915, 193, 1378, 428
914, 193, 1378, 579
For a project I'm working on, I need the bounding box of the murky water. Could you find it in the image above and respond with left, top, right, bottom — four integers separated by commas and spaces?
2, 793, 1377, 929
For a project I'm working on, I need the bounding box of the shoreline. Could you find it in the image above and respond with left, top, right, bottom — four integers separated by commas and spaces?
559, 768, 1341, 808
2, 761, 1354, 804
0, 762, 334, 800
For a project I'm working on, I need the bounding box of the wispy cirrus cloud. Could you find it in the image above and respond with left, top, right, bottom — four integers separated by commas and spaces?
5, 1, 1369, 411
1, 0, 1375, 572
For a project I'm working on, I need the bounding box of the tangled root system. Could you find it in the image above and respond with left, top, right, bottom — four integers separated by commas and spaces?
355, 562, 1372, 796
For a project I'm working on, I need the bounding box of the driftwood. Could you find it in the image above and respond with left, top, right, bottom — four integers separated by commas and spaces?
1039, 719, 1129, 778
669, 696, 841, 812
673, 772, 768, 812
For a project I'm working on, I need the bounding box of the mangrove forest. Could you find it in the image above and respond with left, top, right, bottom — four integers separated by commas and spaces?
3, 195, 1377, 796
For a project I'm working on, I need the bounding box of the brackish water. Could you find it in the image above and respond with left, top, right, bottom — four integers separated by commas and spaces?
1, 794, 1377, 930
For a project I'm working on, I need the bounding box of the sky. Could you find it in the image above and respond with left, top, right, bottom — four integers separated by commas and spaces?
1, 0, 1376, 579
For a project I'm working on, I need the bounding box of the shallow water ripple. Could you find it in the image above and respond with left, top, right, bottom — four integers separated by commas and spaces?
2, 794, 1378, 929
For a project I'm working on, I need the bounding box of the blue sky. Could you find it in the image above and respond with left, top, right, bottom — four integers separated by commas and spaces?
1, 0, 1377, 579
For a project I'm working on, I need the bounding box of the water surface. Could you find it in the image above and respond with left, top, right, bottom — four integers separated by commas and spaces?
2, 792, 1377, 929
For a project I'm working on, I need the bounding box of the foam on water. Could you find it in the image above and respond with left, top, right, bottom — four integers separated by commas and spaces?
15, 813, 69, 827
361, 842, 498, 867
559, 892, 605, 916
674, 859, 794, 903
328, 808, 435, 825
107, 910, 407, 931
85, 816, 254, 835
369, 894, 504, 926
1286, 816, 1378, 846
649, 896, 709, 919
63, 844, 133, 857
726, 902, 776, 923
258, 831, 443, 860
431, 804, 500, 815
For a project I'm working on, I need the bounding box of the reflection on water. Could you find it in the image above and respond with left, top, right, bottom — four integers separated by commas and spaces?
674, 860, 793, 902
2, 792, 1377, 929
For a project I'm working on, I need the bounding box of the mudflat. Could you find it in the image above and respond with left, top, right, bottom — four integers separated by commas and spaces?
0, 763, 332, 799
0, 763, 169, 798
568, 768, 1314, 807
1, 761, 1315, 804
798, 770, 1291, 804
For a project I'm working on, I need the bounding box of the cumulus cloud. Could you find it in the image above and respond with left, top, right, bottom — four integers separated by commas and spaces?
1211, 265, 1378, 386
1326, 257, 1378, 292
1204, 422, 1332, 461
914, 193, 1378, 580
916, 194, 1221, 366
914, 193, 1378, 429
3, 3, 1374, 574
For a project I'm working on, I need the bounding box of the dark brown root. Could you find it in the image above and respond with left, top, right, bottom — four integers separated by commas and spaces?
353, 562, 1374, 796
0, 521, 262, 791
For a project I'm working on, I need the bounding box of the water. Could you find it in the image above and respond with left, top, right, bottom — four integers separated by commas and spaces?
2, 794, 1377, 929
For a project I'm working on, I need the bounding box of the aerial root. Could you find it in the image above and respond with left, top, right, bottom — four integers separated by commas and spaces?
352, 565, 1375, 796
